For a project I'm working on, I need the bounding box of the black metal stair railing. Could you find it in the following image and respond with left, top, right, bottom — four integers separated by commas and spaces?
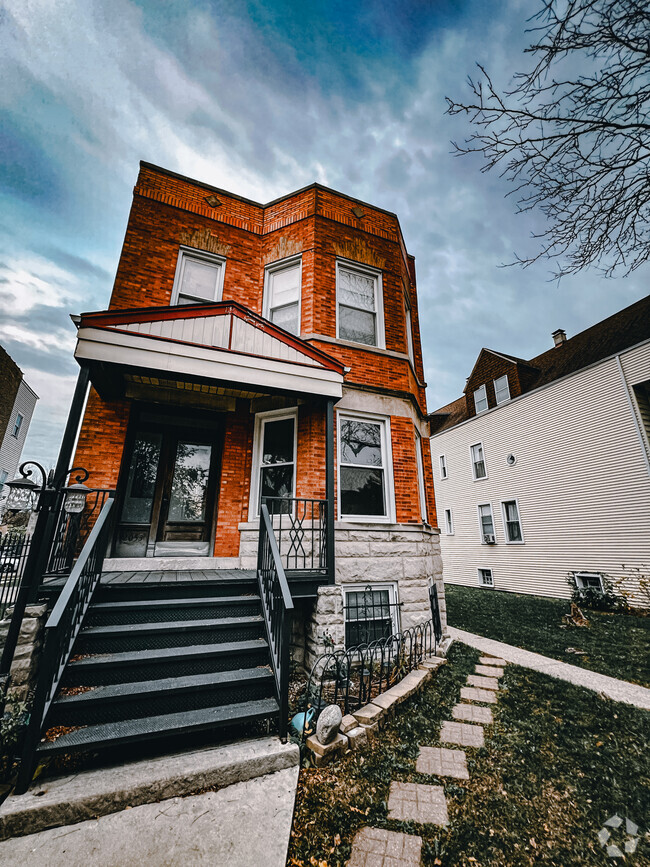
46, 488, 115, 575
262, 496, 328, 576
15, 496, 115, 793
256, 503, 294, 740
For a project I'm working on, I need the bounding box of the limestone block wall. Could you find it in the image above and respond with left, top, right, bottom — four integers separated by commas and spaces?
240, 520, 446, 671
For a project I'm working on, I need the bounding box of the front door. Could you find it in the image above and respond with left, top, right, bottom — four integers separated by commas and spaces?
114, 414, 222, 558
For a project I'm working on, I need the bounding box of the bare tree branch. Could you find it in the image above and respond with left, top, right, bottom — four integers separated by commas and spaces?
446, 0, 650, 277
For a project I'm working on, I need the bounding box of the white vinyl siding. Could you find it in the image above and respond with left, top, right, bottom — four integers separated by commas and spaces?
474, 384, 488, 414
494, 375, 510, 404
0, 380, 38, 498
431, 340, 650, 602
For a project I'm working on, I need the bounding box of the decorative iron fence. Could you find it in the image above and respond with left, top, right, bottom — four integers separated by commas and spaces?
15, 496, 115, 793
294, 618, 438, 740
0, 533, 31, 620
429, 583, 443, 644
262, 496, 328, 576
257, 503, 294, 740
47, 489, 115, 575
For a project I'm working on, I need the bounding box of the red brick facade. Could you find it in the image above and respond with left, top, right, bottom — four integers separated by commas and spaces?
73, 162, 437, 556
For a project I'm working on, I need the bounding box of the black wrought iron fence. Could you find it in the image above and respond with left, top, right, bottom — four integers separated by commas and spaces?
262, 496, 328, 575
47, 489, 115, 575
294, 618, 438, 740
0, 533, 31, 620
15, 496, 115, 793
429, 583, 443, 644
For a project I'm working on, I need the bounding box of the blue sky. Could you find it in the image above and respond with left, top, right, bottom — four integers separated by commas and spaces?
1, 0, 647, 468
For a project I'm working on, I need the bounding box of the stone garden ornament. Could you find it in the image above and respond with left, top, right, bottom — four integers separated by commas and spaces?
316, 704, 342, 745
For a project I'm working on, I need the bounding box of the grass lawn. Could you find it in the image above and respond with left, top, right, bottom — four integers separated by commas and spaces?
287, 642, 650, 866
445, 584, 650, 688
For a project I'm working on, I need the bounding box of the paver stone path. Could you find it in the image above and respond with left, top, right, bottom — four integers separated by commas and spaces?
416, 746, 469, 780
440, 720, 485, 748
347, 827, 422, 867
452, 703, 493, 724
460, 686, 497, 704
387, 781, 449, 826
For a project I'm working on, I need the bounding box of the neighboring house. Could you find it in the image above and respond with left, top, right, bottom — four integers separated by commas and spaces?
0, 345, 38, 505
430, 294, 650, 603
70, 161, 444, 664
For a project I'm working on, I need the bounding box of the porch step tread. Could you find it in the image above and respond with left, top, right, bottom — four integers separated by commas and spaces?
67, 639, 269, 670
80, 616, 263, 636
89, 595, 259, 612
53, 668, 274, 707
36, 698, 280, 756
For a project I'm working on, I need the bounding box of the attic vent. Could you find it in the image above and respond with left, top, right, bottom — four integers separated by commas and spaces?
552, 328, 567, 347
351, 206, 365, 219
205, 195, 222, 207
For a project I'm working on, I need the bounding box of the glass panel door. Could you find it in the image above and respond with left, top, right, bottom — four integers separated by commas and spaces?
115, 432, 162, 557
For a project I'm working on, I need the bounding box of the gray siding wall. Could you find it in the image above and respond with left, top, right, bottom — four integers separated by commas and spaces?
431, 341, 650, 603
0, 379, 38, 487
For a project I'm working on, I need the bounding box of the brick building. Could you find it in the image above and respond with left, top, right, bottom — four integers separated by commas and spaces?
70, 161, 445, 664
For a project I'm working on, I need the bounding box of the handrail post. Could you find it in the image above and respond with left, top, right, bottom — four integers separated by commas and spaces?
325, 399, 335, 584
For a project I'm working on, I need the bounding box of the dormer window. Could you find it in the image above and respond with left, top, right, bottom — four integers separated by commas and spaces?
473, 384, 488, 414
171, 247, 225, 305
264, 257, 302, 335
494, 375, 511, 405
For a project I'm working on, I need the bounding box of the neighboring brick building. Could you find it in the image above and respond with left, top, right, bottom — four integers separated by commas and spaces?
430, 294, 650, 603
0, 345, 38, 501
71, 162, 445, 663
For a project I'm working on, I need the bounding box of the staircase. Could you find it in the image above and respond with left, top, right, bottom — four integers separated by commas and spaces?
35, 572, 279, 762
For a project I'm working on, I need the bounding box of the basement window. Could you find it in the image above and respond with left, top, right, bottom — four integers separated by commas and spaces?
575, 572, 604, 592
478, 568, 494, 588
344, 584, 399, 647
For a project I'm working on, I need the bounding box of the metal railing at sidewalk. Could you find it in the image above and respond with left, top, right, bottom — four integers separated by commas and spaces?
0, 533, 31, 621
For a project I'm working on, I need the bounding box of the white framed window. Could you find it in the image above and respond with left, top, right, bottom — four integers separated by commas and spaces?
478, 568, 494, 588
470, 442, 487, 480
404, 290, 414, 363
338, 412, 394, 522
171, 246, 225, 305
343, 583, 399, 647
0, 470, 8, 487
501, 499, 524, 543
477, 503, 496, 544
12, 414, 23, 438
336, 260, 384, 348
439, 454, 448, 480
415, 429, 427, 523
575, 572, 604, 591
444, 508, 454, 535
249, 408, 297, 517
263, 256, 302, 335
494, 375, 511, 405
474, 384, 488, 414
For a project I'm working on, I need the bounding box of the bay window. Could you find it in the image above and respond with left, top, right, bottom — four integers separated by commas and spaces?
338, 414, 393, 521
171, 247, 225, 305
264, 257, 301, 335
336, 261, 384, 348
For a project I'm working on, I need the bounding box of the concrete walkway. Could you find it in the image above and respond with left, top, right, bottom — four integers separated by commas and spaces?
449, 627, 650, 711
0, 767, 298, 866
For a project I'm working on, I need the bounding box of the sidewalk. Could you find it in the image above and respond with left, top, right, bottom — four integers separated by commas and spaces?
448, 627, 650, 711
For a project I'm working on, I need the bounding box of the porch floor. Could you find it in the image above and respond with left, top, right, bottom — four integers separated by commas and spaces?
100, 569, 256, 584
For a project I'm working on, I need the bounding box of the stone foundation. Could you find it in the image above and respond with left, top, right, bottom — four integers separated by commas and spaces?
239, 520, 446, 670
0, 603, 49, 702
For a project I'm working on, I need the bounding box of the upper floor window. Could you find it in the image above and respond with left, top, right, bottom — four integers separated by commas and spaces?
478, 503, 496, 543
502, 499, 524, 543
338, 413, 393, 521
336, 261, 384, 348
470, 442, 487, 479
171, 247, 225, 306
12, 414, 23, 438
264, 257, 301, 335
444, 508, 454, 535
439, 455, 448, 479
473, 384, 488, 414
404, 291, 414, 362
494, 375, 511, 405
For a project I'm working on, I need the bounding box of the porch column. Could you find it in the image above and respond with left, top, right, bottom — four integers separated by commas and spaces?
325, 398, 335, 584
53, 363, 91, 482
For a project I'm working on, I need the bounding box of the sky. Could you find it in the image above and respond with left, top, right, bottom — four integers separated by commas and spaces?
1, 0, 648, 469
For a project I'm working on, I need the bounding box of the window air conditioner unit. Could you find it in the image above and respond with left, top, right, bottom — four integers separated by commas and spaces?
483, 534, 496, 544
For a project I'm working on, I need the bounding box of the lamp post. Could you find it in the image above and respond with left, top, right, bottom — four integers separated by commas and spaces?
0, 462, 91, 690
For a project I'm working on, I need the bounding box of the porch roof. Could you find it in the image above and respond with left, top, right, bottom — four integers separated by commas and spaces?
74, 301, 345, 400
